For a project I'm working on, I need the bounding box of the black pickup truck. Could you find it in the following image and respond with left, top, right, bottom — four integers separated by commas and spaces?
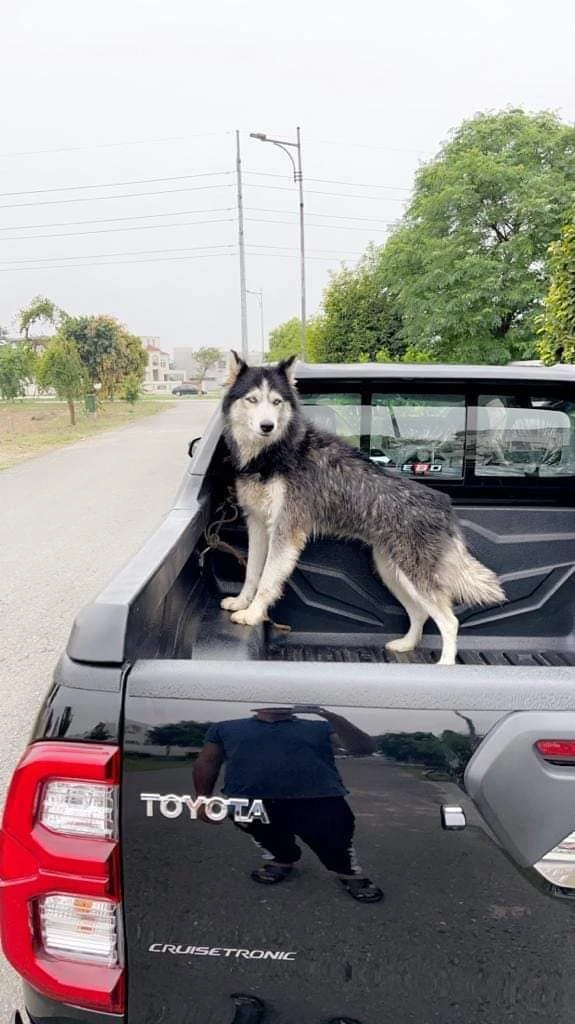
2, 362, 575, 1024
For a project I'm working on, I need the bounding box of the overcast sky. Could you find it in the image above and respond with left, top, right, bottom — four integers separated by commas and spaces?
2, 0, 574, 355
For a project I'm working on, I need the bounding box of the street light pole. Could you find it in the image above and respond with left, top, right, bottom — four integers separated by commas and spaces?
247, 288, 265, 361
250, 127, 307, 361
235, 130, 249, 361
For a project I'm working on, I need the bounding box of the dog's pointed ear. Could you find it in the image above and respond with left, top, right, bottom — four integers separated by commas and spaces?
224, 349, 248, 387
278, 354, 298, 386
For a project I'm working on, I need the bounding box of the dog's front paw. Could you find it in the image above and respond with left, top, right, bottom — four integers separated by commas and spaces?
230, 605, 265, 627
385, 636, 416, 653
221, 595, 250, 612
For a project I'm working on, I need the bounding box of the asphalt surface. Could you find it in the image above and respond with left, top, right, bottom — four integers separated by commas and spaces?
0, 398, 218, 1018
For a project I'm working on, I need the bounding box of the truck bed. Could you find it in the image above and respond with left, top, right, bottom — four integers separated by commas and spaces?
268, 639, 575, 666
154, 498, 575, 668
65, 454, 575, 671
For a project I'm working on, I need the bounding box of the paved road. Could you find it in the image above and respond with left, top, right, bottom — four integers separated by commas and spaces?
0, 398, 218, 1017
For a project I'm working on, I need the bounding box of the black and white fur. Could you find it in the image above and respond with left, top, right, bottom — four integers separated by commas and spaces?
221, 352, 505, 665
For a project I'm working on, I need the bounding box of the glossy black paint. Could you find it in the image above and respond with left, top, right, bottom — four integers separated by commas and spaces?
121, 681, 575, 1024
30, 656, 124, 744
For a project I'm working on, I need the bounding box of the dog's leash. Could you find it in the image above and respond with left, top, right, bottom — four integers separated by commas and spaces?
198, 487, 247, 570
198, 489, 291, 633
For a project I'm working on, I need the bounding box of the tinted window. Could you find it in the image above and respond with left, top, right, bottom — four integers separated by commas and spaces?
300, 393, 362, 447
371, 393, 466, 478
300, 391, 466, 478
475, 395, 575, 478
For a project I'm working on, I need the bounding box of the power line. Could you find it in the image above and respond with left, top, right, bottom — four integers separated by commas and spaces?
247, 251, 359, 262
0, 132, 231, 160
246, 170, 411, 191
0, 250, 355, 272
248, 207, 392, 225
0, 183, 234, 211
246, 217, 391, 233
0, 240, 364, 266
0, 205, 391, 236
0, 214, 388, 242
0, 243, 236, 266
0, 171, 231, 199
0, 131, 431, 161
0, 216, 235, 242
0, 252, 237, 272
0, 206, 234, 233
247, 245, 363, 255
243, 183, 406, 202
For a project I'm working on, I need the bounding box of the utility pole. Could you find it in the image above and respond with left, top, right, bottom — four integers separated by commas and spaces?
250, 127, 307, 361
295, 127, 306, 361
235, 130, 249, 361
247, 288, 265, 360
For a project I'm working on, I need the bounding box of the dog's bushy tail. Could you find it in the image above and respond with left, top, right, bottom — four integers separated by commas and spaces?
438, 534, 506, 607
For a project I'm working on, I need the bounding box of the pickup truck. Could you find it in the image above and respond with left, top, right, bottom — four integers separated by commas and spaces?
2, 361, 575, 1024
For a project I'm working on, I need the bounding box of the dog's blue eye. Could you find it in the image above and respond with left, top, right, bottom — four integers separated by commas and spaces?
246, 396, 258, 404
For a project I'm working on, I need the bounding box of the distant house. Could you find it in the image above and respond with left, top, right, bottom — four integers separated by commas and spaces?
171, 348, 261, 390
172, 348, 227, 390
142, 338, 185, 394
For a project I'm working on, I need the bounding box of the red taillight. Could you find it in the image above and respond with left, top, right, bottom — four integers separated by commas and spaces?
0, 742, 124, 1013
536, 740, 575, 764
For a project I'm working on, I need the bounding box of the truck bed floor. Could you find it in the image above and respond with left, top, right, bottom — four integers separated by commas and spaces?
267, 640, 575, 667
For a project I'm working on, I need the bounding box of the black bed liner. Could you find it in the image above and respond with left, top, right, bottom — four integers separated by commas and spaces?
267, 639, 575, 667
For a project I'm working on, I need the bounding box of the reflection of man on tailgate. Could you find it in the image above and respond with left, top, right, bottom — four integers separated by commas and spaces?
193, 706, 383, 903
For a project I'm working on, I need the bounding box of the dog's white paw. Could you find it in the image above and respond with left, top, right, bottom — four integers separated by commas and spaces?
385, 637, 417, 653
437, 655, 456, 666
230, 606, 265, 627
221, 595, 250, 612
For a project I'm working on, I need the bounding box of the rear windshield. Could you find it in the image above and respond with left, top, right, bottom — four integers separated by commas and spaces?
300, 388, 575, 485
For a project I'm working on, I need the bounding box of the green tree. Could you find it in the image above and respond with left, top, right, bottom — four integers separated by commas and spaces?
312, 250, 404, 363
266, 317, 323, 363
0, 346, 33, 400
193, 346, 223, 390
537, 222, 575, 365
59, 315, 119, 390
380, 109, 575, 363
100, 329, 147, 399
148, 721, 210, 756
18, 296, 61, 346
37, 338, 86, 425
122, 373, 142, 404
266, 318, 301, 361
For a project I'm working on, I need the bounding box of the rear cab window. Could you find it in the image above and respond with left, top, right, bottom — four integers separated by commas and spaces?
299, 383, 575, 499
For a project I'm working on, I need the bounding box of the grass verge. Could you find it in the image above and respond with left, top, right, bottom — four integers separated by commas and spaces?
0, 398, 174, 470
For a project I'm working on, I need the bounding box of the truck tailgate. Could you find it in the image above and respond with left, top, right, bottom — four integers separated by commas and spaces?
122, 660, 575, 1024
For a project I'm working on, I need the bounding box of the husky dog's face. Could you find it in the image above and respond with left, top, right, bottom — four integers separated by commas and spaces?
223, 351, 298, 448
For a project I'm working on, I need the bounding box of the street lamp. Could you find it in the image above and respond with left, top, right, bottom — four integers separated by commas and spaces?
250, 127, 307, 361
247, 288, 265, 362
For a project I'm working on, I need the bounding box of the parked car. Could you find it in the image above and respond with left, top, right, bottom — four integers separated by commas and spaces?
172, 383, 204, 396
1, 361, 575, 1024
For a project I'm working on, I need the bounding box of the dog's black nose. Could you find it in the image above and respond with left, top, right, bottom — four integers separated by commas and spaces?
260, 421, 274, 434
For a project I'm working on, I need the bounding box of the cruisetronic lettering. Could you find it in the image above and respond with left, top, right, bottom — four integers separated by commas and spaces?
140, 792, 270, 824
149, 944, 297, 960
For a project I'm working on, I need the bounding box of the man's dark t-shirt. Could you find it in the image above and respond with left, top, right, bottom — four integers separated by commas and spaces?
204, 717, 347, 799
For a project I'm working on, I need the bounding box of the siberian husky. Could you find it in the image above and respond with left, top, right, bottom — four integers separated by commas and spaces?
221, 352, 505, 665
